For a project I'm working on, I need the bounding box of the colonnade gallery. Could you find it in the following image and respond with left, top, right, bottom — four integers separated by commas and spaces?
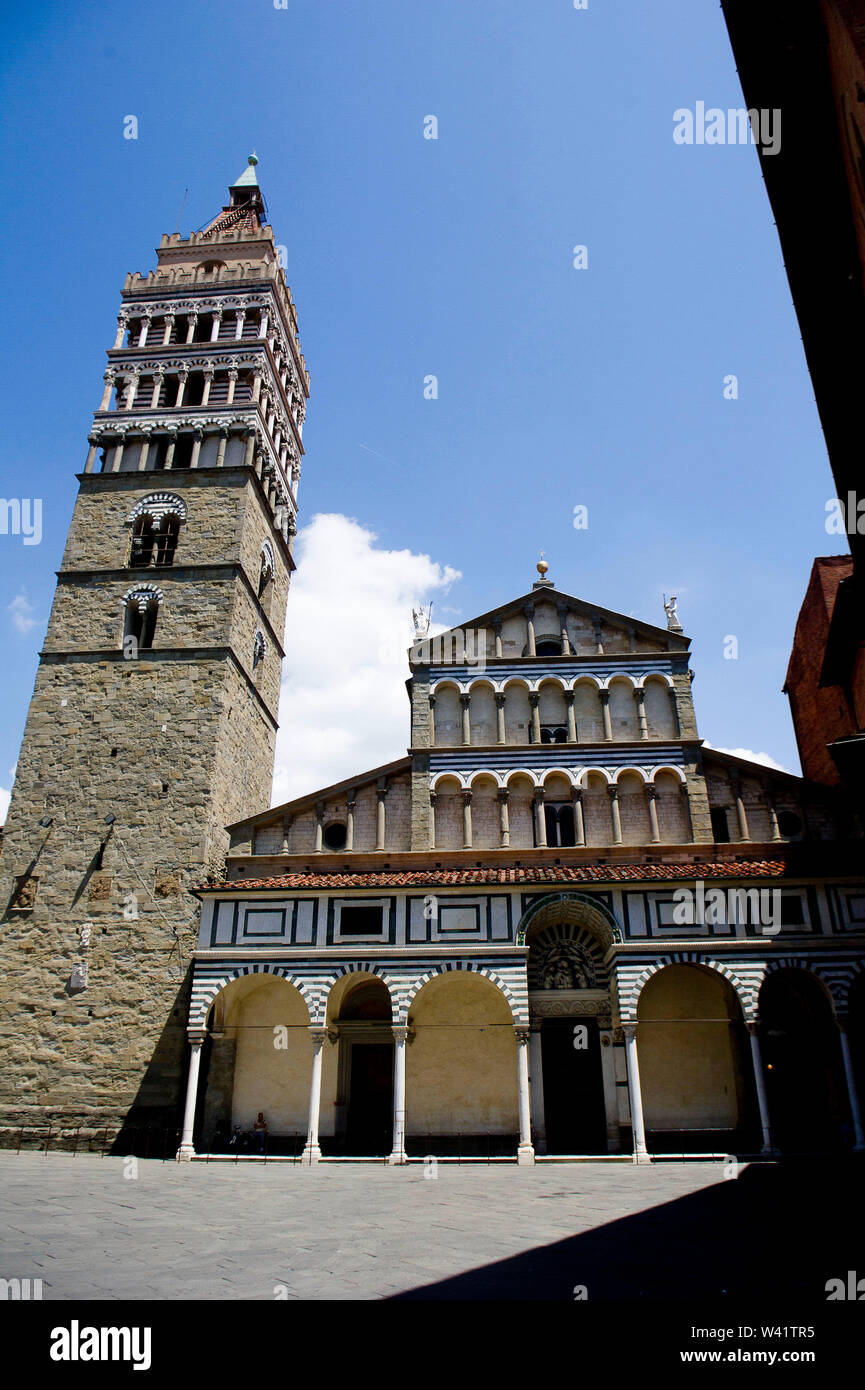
180, 572, 865, 1162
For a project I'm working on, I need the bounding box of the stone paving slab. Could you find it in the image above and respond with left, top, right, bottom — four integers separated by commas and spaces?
0, 1152, 862, 1301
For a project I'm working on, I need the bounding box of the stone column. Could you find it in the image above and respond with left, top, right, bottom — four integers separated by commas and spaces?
529, 1025, 546, 1154
565, 690, 577, 744
498, 789, 510, 848
226, 367, 238, 406
174, 369, 188, 408
375, 780, 387, 850
243, 430, 256, 469
429, 791, 437, 850
495, 693, 506, 744
667, 685, 681, 737
210, 311, 222, 343
251, 371, 263, 404
524, 604, 536, 658
234, 308, 246, 340
529, 692, 542, 745
150, 371, 163, 409
201, 368, 214, 406
600, 689, 613, 741
138, 311, 151, 347
623, 1023, 650, 1163
176, 1034, 206, 1161
635, 688, 648, 739
113, 313, 128, 350
515, 1028, 535, 1164
84, 436, 100, 473
534, 789, 547, 848
185, 313, 197, 344
189, 427, 204, 470
314, 802, 324, 853
301, 1028, 329, 1164
462, 791, 473, 850
572, 788, 586, 846
99, 370, 115, 411
136, 434, 151, 471
259, 309, 270, 338
388, 1026, 409, 1164
281, 814, 292, 854
593, 618, 604, 654
733, 781, 751, 842
557, 604, 571, 655
215, 427, 229, 468
460, 693, 472, 746
162, 314, 174, 347
164, 431, 177, 470
646, 785, 661, 843
766, 795, 782, 841
493, 620, 503, 658
599, 1022, 621, 1152
111, 437, 125, 472
747, 1024, 774, 1155
345, 795, 356, 851
428, 694, 436, 748
608, 785, 623, 845
838, 1021, 865, 1151
123, 372, 138, 409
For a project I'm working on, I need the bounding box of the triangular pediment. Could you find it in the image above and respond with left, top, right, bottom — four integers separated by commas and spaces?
413, 585, 687, 663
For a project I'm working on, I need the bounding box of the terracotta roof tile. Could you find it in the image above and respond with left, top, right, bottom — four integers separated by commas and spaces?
199, 861, 790, 893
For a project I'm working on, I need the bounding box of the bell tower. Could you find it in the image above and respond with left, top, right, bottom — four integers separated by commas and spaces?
0, 157, 309, 1144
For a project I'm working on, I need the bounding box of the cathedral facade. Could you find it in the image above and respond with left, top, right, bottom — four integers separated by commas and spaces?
1, 163, 864, 1163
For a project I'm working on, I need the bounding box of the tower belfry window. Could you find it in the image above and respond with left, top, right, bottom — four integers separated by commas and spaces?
123, 587, 161, 651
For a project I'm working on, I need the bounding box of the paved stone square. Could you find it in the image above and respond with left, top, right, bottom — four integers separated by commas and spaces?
0, 1153, 861, 1301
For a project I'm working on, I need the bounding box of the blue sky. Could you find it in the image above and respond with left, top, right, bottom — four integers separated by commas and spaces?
0, 0, 849, 814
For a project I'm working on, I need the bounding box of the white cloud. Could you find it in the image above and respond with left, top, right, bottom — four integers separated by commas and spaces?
271, 514, 461, 805
704, 742, 791, 774
8, 592, 37, 635
0, 787, 9, 824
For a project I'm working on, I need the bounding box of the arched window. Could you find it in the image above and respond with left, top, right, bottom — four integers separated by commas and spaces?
128, 494, 186, 569
123, 586, 161, 651
540, 725, 568, 744
536, 638, 562, 657
258, 541, 274, 607
253, 630, 266, 670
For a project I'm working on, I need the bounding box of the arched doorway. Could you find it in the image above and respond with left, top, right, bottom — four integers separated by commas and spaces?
520, 893, 619, 1155
636, 964, 753, 1154
198, 973, 311, 1155
328, 976, 394, 1156
406, 971, 517, 1156
758, 968, 846, 1152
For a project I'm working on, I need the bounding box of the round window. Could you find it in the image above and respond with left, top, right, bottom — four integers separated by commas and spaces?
777, 810, 802, 838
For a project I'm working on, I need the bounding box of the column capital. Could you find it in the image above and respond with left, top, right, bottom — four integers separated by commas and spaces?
528, 691, 540, 707
462, 789, 473, 805
459, 692, 471, 707
564, 688, 575, 703
571, 785, 583, 800
392, 1025, 411, 1044
186, 1030, 207, 1047
646, 783, 658, 800
309, 1026, 333, 1051
532, 786, 545, 802
524, 601, 535, 618
514, 1026, 531, 1045
607, 783, 619, 800
494, 691, 506, 707
622, 1021, 637, 1040
599, 688, 610, 705
497, 787, 509, 802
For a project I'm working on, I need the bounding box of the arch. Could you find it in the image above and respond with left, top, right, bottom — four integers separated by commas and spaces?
575, 766, 613, 787
613, 765, 649, 785
634, 672, 674, 690
758, 958, 838, 1019
468, 769, 504, 791
324, 963, 398, 1022
431, 770, 468, 792
128, 492, 188, 524
527, 919, 609, 991
540, 767, 576, 788
516, 891, 622, 949
466, 676, 496, 695
403, 961, 520, 1023
194, 963, 314, 1027
621, 954, 752, 1023
649, 764, 687, 784
635, 962, 754, 1152
758, 965, 848, 1150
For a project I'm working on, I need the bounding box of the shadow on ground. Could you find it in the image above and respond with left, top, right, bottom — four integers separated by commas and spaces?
389, 1159, 865, 1301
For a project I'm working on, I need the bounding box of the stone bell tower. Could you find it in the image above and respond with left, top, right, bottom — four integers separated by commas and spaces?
0, 156, 309, 1144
